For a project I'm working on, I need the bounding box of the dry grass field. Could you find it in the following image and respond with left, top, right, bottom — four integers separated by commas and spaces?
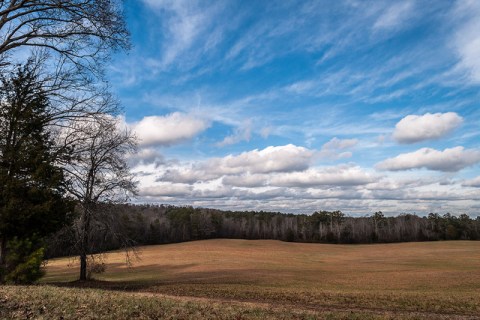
2, 239, 480, 319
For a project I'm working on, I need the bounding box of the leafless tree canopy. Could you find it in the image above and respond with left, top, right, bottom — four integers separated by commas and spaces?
62, 115, 137, 203
0, 0, 131, 136
0, 0, 129, 74
59, 115, 137, 280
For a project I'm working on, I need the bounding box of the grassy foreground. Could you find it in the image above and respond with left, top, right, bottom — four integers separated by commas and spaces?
2, 239, 480, 319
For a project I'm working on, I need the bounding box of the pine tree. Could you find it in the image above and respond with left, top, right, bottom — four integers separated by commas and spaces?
0, 63, 73, 283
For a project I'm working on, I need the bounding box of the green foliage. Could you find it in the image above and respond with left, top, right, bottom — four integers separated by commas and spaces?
0, 62, 73, 282
2, 237, 45, 284
0, 62, 73, 240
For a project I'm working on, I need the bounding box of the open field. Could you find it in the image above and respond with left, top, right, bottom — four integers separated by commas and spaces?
2, 239, 480, 319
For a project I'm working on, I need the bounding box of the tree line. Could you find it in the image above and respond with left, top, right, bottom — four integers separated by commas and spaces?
46, 204, 480, 258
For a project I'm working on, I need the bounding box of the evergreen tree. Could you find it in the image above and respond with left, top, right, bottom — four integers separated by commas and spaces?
0, 63, 73, 283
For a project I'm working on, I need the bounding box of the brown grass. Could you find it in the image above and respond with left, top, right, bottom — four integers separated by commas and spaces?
10, 240, 480, 318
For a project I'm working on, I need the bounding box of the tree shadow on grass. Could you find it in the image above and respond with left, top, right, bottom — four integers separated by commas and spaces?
47, 266, 279, 294
47, 263, 199, 291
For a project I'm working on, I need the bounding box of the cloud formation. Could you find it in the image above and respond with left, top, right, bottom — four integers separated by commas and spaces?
373, 1, 415, 31
376, 147, 480, 172
216, 120, 252, 147
319, 137, 358, 159
453, 0, 480, 84
160, 144, 314, 184
393, 112, 463, 144
127, 148, 164, 167
111, 2, 480, 215
222, 174, 268, 188
206, 144, 314, 175
270, 165, 374, 187
141, 184, 193, 197
131, 113, 209, 147
219, 165, 375, 189
141, 0, 222, 69
462, 176, 480, 188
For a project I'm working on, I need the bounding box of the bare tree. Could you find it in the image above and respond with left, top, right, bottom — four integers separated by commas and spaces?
0, 0, 129, 74
60, 114, 137, 281
0, 0, 130, 128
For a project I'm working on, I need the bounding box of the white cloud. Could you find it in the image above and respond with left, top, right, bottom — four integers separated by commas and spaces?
158, 144, 314, 184
270, 165, 375, 187
160, 168, 218, 184
322, 137, 358, 150
127, 148, 164, 167
140, 183, 193, 197
373, 1, 415, 31
462, 176, 480, 188
452, 0, 480, 84
260, 127, 272, 139
285, 80, 316, 94
157, 153, 375, 191
135, 159, 479, 213
222, 174, 268, 188
393, 112, 463, 144
376, 147, 480, 172
216, 120, 252, 147
319, 137, 358, 160
206, 144, 314, 175
131, 113, 209, 147
141, 0, 212, 68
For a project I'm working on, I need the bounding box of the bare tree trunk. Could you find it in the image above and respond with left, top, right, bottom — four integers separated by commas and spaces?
79, 206, 91, 281
0, 236, 6, 282
80, 253, 87, 281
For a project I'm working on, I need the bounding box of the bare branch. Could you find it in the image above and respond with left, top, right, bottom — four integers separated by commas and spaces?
0, 0, 129, 77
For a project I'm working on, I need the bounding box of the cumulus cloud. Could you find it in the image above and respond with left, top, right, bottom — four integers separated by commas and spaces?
393, 112, 463, 144
140, 183, 193, 197
158, 144, 314, 184
222, 174, 268, 188
127, 148, 164, 167
319, 137, 358, 159
131, 112, 209, 147
462, 176, 480, 188
366, 188, 473, 201
221, 165, 375, 189
270, 165, 374, 187
206, 144, 314, 175
159, 168, 218, 184
376, 147, 480, 172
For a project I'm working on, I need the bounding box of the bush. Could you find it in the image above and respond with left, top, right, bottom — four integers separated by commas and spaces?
3, 237, 45, 284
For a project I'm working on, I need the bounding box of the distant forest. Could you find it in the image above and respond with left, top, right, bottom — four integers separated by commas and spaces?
47, 204, 480, 258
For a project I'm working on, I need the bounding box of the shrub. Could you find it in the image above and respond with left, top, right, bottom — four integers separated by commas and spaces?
3, 237, 45, 284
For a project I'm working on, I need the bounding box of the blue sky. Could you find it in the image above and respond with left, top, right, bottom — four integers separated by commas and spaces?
108, 0, 480, 216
